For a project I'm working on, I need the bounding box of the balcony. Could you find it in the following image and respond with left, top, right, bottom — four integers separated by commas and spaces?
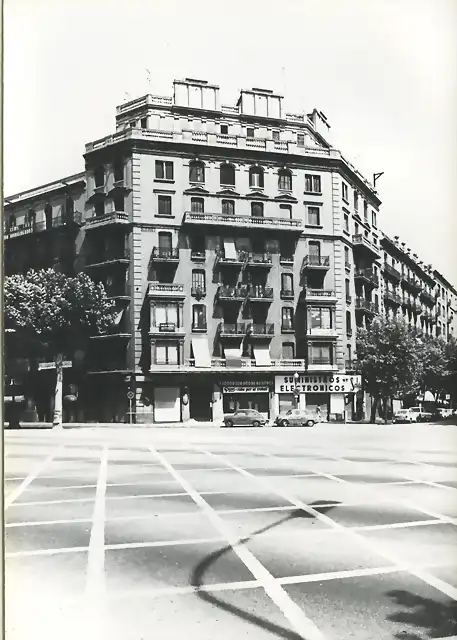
307, 358, 338, 372
345, 359, 360, 372
90, 327, 131, 341
183, 211, 303, 232
191, 286, 206, 298
150, 357, 309, 372
280, 255, 294, 266
105, 284, 131, 302
352, 234, 380, 260
247, 323, 274, 338
218, 322, 247, 337
354, 268, 379, 287
108, 177, 131, 195
280, 289, 295, 300
149, 247, 180, 264
384, 263, 402, 281
148, 282, 186, 298
355, 298, 378, 314
420, 289, 435, 305
4, 212, 83, 240
303, 289, 337, 302
401, 273, 422, 292
301, 255, 330, 271
401, 297, 414, 310
149, 322, 185, 336
307, 326, 338, 338
85, 211, 130, 231
190, 251, 206, 262
216, 251, 247, 267
281, 323, 295, 334
384, 290, 402, 306
247, 286, 274, 302
246, 253, 273, 268
217, 285, 249, 302
85, 249, 130, 269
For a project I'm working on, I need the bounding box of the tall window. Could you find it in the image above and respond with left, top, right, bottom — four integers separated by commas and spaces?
363, 200, 368, 221
191, 235, 205, 256
189, 160, 205, 183
308, 241, 321, 262
155, 341, 179, 365
7, 214, 16, 229
347, 344, 352, 362
94, 166, 104, 188
372, 210, 377, 227
192, 270, 206, 293
310, 343, 332, 364
192, 304, 206, 330
94, 202, 104, 217
280, 204, 292, 219
345, 278, 351, 301
249, 166, 264, 188
220, 163, 235, 186
310, 308, 332, 329
158, 231, 172, 255
140, 117, 148, 129
278, 169, 292, 191
65, 196, 74, 222
346, 310, 352, 335
282, 307, 294, 330
354, 222, 359, 235
282, 342, 295, 359
158, 195, 172, 216
251, 202, 264, 218
281, 273, 294, 295
155, 160, 173, 180
344, 214, 349, 233
342, 182, 348, 201
114, 195, 125, 211
305, 174, 321, 193
191, 197, 204, 213
297, 133, 305, 147
222, 200, 235, 215
344, 246, 350, 267
307, 207, 320, 226
26, 209, 36, 226
155, 303, 178, 328
45, 203, 53, 228
113, 158, 124, 182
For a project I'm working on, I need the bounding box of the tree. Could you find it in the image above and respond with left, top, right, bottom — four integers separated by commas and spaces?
356, 318, 422, 423
4, 269, 116, 427
415, 335, 449, 403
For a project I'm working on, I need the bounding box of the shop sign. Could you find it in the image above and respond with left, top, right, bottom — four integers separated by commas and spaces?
38, 361, 72, 370
223, 386, 269, 394
275, 374, 361, 394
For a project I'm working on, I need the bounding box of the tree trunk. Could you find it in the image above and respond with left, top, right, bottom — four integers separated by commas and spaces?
53, 353, 63, 428
370, 396, 379, 423
384, 396, 389, 424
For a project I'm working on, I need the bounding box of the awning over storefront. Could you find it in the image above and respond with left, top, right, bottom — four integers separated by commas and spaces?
191, 336, 211, 368
253, 344, 272, 366
224, 347, 242, 367
113, 309, 124, 325
223, 239, 237, 260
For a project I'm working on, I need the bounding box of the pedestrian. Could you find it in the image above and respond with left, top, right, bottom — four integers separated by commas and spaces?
316, 405, 322, 422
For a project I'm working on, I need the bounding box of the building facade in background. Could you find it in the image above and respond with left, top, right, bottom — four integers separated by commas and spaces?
4, 78, 456, 423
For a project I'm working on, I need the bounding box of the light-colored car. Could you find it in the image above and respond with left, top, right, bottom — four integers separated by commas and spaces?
437, 408, 453, 419
275, 408, 316, 428
409, 406, 433, 422
223, 409, 267, 428
393, 409, 416, 423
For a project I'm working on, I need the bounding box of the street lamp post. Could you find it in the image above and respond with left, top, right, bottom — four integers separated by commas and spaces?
293, 372, 300, 409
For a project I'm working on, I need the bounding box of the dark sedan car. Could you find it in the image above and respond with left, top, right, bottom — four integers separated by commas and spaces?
223, 409, 267, 428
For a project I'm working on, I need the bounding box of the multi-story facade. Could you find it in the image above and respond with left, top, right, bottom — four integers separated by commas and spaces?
3, 78, 455, 424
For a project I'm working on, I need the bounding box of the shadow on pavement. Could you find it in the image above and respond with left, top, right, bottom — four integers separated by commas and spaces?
387, 589, 457, 639
190, 501, 339, 639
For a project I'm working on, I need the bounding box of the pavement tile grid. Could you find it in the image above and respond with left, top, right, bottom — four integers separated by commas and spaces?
4, 430, 457, 640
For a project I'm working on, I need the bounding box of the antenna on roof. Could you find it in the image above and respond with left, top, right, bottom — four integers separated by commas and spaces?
146, 68, 152, 90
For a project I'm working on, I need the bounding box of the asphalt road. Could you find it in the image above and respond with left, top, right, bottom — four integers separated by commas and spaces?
4, 423, 457, 640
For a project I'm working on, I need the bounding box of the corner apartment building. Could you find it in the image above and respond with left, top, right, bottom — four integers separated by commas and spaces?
3, 77, 454, 424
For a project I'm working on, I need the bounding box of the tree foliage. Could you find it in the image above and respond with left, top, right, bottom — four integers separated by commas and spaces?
4, 269, 116, 355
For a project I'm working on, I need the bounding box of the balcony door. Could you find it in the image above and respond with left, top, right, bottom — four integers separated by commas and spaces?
155, 303, 178, 329
158, 231, 173, 258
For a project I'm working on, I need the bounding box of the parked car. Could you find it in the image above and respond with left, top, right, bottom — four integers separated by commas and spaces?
393, 407, 433, 423
409, 406, 433, 422
274, 408, 316, 428
223, 409, 267, 428
435, 408, 453, 420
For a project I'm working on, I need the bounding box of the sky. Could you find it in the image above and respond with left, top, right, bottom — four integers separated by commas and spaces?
4, 0, 457, 282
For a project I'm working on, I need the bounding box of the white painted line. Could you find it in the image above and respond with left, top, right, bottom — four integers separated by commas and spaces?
6, 546, 89, 558
198, 447, 457, 603
85, 447, 108, 598
10, 482, 98, 491
104, 536, 223, 551
10, 497, 96, 506
6, 518, 93, 528
104, 579, 262, 600
4, 445, 65, 509
352, 519, 442, 531
279, 565, 400, 585
148, 445, 326, 640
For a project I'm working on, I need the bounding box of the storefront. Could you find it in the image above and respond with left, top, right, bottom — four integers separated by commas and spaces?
274, 374, 361, 420
221, 379, 272, 419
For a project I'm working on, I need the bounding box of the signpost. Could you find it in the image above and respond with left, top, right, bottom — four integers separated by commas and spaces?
38, 361, 72, 371
127, 390, 134, 424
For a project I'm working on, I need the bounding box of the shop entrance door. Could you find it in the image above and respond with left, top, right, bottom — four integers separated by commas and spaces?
189, 382, 212, 421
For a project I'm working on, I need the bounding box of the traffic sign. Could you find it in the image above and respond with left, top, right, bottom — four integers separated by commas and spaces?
127, 390, 134, 400
38, 361, 72, 370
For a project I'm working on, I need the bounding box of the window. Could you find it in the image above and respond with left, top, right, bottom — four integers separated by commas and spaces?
310, 343, 332, 364
191, 235, 205, 257
346, 310, 352, 335
281, 273, 294, 295
191, 197, 204, 213
246, 127, 255, 138
45, 202, 53, 227
140, 117, 148, 129
222, 200, 235, 215
282, 342, 295, 359
251, 202, 264, 218
189, 160, 205, 183
192, 304, 207, 330
363, 200, 368, 221
353, 191, 358, 211
192, 270, 206, 293
220, 163, 235, 186
249, 166, 264, 188
26, 209, 36, 226
155, 341, 179, 365
94, 166, 104, 188
342, 182, 348, 201
280, 204, 292, 219
282, 307, 294, 330
155, 160, 174, 180
114, 195, 125, 211
347, 344, 352, 361
113, 158, 124, 182
94, 202, 104, 217
7, 214, 16, 229
345, 278, 351, 301
278, 169, 292, 191
305, 174, 321, 193
272, 130, 280, 141
344, 246, 350, 267
372, 210, 377, 227
354, 222, 359, 235
310, 308, 332, 329
297, 133, 305, 147
155, 302, 178, 328
307, 207, 320, 226
220, 124, 228, 135
308, 241, 321, 260
158, 232, 172, 253
158, 195, 172, 216
344, 214, 349, 233
372, 236, 378, 246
